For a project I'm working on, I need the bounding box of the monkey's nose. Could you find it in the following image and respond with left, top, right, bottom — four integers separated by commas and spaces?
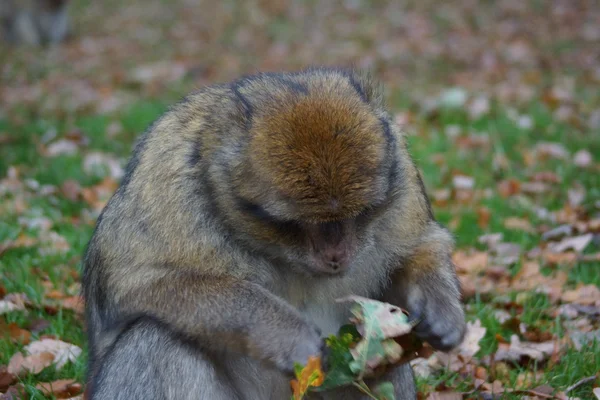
323, 249, 347, 270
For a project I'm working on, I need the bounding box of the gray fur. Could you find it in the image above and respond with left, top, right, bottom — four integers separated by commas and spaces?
83, 68, 466, 399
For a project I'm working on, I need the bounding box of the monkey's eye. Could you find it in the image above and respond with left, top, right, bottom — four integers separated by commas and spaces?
238, 199, 302, 233
238, 200, 278, 222
357, 200, 389, 222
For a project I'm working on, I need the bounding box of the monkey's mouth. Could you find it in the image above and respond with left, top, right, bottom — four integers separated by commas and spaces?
309, 257, 351, 276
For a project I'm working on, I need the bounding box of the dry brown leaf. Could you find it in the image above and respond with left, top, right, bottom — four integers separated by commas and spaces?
45, 139, 79, 157
456, 320, 486, 358
497, 179, 521, 197
543, 251, 578, 265
0, 383, 26, 399
7, 351, 56, 376
36, 379, 83, 398
46, 290, 66, 300
60, 180, 82, 201
515, 371, 545, 389
0, 301, 24, 315
83, 152, 124, 180
60, 296, 85, 314
27, 319, 51, 333
2, 322, 32, 344
494, 335, 557, 363
548, 234, 593, 253
478, 233, 504, 247
453, 251, 489, 275
521, 181, 551, 195
561, 284, 600, 306
491, 242, 522, 265
452, 175, 474, 190
503, 217, 535, 233
426, 392, 462, 400
534, 142, 569, 160
567, 185, 586, 207
0, 366, 16, 392
24, 339, 83, 370
573, 150, 593, 168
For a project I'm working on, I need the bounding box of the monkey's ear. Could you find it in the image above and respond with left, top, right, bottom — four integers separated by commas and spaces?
352, 69, 385, 109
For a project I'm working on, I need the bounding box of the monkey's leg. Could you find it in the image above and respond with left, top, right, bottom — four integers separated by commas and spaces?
89, 317, 241, 400
319, 363, 416, 400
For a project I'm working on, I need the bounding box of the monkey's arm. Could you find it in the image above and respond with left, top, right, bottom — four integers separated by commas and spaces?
111, 272, 322, 373
383, 222, 466, 351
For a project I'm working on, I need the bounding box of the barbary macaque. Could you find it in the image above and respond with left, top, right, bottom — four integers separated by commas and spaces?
0, 0, 70, 46
82, 68, 466, 399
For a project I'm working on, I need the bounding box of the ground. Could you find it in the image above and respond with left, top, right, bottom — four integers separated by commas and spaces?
0, 0, 599, 399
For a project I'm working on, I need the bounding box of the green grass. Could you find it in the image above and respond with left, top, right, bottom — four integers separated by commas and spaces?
1, 90, 599, 398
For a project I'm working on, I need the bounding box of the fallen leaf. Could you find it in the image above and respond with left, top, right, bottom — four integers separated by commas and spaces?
60, 180, 82, 201
478, 233, 504, 247
468, 95, 490, 119
83, 152, 124, 180
561, 284, 600, 306
534, 142, 569, 160
573, 150, 593, 168
45, 140, 79, 157
24, 339, 82, 370
491, 242, 521, 265
0, 366, 16, 392
541, 225, 573, 241
427, 392, 462, 400
0, 322, 32, 344
26, 318, 51, 333
60, 296, 85, 314
36, 379, 83, 398
457, 320, 486, 358
453, 251, 489, 274
543, 251, 578, 265
0, 301, 25, 315
503, 217, 535, 233
7, 351, 55, 376
0, 383, 26, 399
452, 175, 474, 190
494, 335, 557, 363
497, 179, 521, 197
477, 207, 491, 228
531, 171, 561, 183
521, 181, 551, 195
438, 88, 468, 108
548, 234, 593, 253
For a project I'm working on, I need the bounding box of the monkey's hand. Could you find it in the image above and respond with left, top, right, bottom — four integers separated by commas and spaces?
383, 224, 466, 352
248, 312, 325, 375
403, 275, 466, 351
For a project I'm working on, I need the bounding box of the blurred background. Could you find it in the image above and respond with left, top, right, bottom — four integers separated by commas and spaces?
0, 1, 599, 399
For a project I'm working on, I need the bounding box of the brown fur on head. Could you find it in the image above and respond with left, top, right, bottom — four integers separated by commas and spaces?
249, 88, 387, 222
221, 68, 399, 275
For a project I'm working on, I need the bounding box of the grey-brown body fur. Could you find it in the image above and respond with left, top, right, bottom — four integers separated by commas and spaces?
0, 0, 69, 46
83, 68, 465, 399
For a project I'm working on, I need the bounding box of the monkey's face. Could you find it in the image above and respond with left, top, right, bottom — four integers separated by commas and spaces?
226, 84, 398, 276
232, 196, 382, 276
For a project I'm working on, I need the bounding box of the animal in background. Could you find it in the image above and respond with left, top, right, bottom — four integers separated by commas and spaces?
0, 0, 70, 46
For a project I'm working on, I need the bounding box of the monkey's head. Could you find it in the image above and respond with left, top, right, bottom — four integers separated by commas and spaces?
222, 70, 400, 276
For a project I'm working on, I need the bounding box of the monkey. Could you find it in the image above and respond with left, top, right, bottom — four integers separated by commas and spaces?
82, 67, 467, 400
0, 0, 70, 46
